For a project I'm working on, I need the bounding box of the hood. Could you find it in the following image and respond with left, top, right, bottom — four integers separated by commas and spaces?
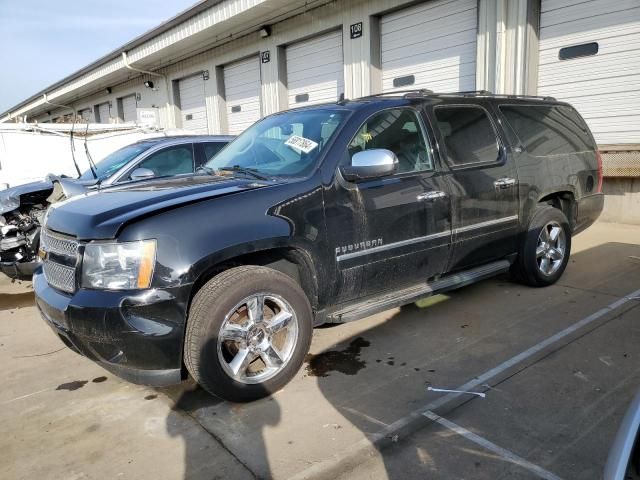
0, 180, 53, 214
45, 174, 273, 240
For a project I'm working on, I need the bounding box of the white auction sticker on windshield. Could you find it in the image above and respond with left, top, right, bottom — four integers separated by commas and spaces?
285, 135, 318, 154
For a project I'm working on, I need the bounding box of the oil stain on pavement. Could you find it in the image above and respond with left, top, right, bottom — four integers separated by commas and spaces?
304, 336, 370, 377
56, 380, 88, 391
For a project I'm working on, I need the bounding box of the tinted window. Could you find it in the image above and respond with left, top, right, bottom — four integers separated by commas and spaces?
79, 143, 152, 180
348, 109, 432, 173
559, 42, 598, 60
434, 106, 500, 166
133, 145, 194, 179
201, 142, 227, 162
499, 105, 594, 156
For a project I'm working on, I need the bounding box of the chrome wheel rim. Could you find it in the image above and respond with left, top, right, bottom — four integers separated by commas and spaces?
217, 293, 298, 384
536, 221, 566, 276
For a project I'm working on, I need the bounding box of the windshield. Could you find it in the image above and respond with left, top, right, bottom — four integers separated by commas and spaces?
79, 143, 153, 181
205, 109, 347, 177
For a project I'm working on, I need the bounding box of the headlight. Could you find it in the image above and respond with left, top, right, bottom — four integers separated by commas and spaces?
82, 240, 156, 290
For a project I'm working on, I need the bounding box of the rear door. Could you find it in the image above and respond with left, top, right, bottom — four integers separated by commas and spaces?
430, 103, 519, 271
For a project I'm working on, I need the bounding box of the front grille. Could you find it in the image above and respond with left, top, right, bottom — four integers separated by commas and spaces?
43, 261, 76, 293
41, 229, 79, 293
40, 229, 79, 257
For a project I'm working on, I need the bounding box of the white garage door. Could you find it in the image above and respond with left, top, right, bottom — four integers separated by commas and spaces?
178, 74, 208, 134
121, 95, 137, 122
380, 0, 477, 93
286, 30, 344, 107
224, 57, 261, 135
97, 103, 110, 124
78, 108, 93, 122
538, 0, 640, 145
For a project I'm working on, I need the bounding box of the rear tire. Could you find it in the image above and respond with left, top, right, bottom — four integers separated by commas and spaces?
511, 205, 572, 287
184, 266, 313, 402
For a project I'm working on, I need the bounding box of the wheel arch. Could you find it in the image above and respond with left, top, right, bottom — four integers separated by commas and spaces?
188, 245, 320, 315
537, 190, 577, 229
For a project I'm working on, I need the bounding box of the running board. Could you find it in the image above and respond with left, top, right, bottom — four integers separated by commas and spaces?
328, 260, 511, 323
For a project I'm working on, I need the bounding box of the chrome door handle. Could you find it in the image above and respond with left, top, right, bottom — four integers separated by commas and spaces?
494, 178, 517, 189
417, 191, 447, 201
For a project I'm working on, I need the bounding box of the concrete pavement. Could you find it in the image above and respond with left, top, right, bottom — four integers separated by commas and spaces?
1, 221, 638, 479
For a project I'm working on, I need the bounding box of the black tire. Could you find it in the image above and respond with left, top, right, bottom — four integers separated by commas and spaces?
184, 266, 313, 402
511, 205, 572, 287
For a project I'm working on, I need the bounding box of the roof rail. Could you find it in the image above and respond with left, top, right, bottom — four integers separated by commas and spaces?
358, 89, 556, 102
435, 90, 557, 101
360, 89, 434, 100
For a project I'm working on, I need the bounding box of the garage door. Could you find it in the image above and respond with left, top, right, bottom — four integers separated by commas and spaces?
223, 57, 261, 135
178, 73, 208, 134
78, 108, 93, 122
121, 95, 137, 122
286, 30, 344, 107
380, 0, 477, 93
97, 103, 110, 123
538, 0, 640, 145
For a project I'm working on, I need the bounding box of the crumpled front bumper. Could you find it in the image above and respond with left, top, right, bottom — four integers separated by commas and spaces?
33, 268, 191, 386
0, 258, 40, 280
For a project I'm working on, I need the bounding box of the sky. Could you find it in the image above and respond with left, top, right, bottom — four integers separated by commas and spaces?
0, 0, 197, 113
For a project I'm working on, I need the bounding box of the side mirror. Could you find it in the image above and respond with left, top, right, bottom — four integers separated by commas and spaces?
130, 167, 156, 181
340, 149, 398, 182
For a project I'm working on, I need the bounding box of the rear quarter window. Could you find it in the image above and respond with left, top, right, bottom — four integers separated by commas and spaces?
499, 105, 594, 156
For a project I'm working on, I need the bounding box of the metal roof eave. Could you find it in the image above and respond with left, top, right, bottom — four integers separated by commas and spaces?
0, 0, 224, 120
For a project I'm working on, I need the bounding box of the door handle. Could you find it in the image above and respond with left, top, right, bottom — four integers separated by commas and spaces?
417, 191, 447, 201
494, 178, 517, 189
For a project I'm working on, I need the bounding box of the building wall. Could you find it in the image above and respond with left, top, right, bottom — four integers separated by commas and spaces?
34, 0, 535, 134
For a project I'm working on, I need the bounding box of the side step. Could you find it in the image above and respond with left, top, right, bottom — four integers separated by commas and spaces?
328, 260, 511, 323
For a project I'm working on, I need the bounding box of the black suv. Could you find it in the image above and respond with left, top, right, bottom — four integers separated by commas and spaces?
34, 91, 604, 401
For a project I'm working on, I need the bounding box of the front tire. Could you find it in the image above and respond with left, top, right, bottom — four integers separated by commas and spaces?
184, 266, 313, 402
512, 205, 572, 287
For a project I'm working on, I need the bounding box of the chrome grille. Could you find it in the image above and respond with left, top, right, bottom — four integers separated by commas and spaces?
43, 261, 76, 293
40, 229, 79, 257
41, 229, 79, 293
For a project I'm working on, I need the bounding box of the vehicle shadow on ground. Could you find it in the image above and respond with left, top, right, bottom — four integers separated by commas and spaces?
159, 353, 281, 480
162, 241, 640, 479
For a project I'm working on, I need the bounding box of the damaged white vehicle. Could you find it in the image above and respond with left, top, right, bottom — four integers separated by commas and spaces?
0, 134, 233, 279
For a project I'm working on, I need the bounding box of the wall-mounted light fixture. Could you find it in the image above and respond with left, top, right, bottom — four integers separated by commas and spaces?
259, 25, 271, 38
144, 80, 154, 89
105, 87, 112, 94
202, 70, 210, 81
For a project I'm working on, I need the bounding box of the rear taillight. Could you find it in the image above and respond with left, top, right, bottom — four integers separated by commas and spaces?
596, 151, 603, 193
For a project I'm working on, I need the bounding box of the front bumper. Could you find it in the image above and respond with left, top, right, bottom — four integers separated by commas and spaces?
33, 269, 191, 386
0, 258, 40, 280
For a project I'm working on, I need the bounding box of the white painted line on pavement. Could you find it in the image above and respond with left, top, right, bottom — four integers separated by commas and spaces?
423, 410, 562, 480
289, 288, 640, 480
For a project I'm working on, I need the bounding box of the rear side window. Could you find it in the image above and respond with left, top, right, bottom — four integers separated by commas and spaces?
499, 105, 594, 156
434, 106, 500, 166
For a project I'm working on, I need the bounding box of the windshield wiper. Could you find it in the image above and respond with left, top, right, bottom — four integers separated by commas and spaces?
217, 166, 271, 181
